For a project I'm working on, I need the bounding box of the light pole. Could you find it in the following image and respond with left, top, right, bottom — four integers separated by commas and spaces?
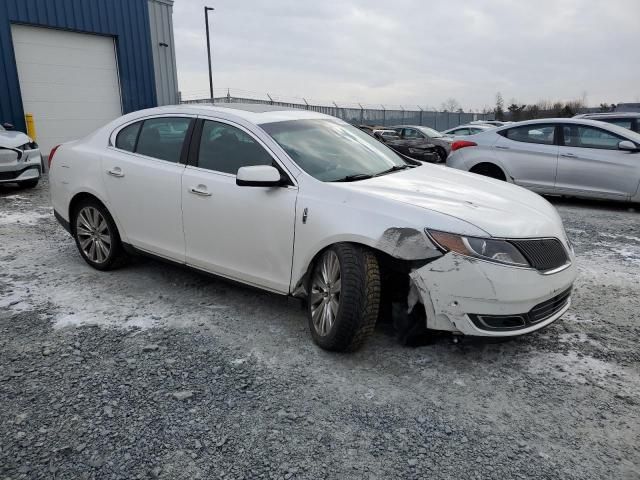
204, 6, 214, 102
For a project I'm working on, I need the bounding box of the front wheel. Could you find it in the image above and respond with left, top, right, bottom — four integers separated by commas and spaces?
307, 244, 380, 352
436, 147, 447, 163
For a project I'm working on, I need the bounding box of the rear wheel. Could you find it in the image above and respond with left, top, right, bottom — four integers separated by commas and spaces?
72, 199, 127, 270
307, 244, 380, 352
17, 178, 39, 189
435, 147, 447, 163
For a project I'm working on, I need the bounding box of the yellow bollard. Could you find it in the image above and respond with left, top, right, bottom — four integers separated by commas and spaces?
25, 113, 37, 140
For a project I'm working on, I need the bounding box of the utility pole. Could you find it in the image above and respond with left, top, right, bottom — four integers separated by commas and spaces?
204, 6, 214, 102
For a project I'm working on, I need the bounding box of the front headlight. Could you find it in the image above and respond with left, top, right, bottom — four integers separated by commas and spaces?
427, 230, 530, 267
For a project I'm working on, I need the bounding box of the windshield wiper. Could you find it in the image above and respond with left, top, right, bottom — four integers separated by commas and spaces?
374, 164, 413, 177
332, 173, 374, 182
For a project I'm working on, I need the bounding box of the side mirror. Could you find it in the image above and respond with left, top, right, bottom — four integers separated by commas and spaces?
236, 165, 283, 187
618, 140, 638, 151
0, 146, 22, 160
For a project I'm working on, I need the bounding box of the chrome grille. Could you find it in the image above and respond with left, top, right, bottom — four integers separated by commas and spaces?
510, 238, 569, 271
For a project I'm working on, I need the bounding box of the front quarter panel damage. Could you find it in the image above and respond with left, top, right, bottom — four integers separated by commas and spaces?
408, 252, 577, 336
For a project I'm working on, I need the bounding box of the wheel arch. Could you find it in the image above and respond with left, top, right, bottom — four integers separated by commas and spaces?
67, 191, 127, 242
468, 161, 509, 181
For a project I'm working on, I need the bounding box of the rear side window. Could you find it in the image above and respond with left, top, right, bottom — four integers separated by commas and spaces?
115, 122, 141, 152
454, 128, 471, 135
503, 124, 555, 145
563, 125, 624, 150
197, 120, 273, 175
136, 117, 192, 163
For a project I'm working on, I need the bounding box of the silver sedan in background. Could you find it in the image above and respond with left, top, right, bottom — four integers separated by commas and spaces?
446, 118, 640, 202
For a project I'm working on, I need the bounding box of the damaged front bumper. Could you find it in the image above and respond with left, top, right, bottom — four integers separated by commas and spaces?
409, 252, 577, 337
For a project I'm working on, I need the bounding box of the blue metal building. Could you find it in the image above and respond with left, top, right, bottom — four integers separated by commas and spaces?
0, 0, 178, 152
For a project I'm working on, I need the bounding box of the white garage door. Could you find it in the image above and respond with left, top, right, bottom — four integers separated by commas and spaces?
11, 25, 123, 155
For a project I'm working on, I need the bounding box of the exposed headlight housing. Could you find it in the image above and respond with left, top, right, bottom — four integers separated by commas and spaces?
427, 230, 530, 267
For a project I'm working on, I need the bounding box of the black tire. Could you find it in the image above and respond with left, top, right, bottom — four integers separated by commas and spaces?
17, 178, 39, 189
436, 147, 447, 163
307, 244, 380, 352
72, 199, 127, 271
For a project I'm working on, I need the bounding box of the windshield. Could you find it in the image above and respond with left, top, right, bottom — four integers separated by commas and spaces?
261, 119, 408, 182
417, 126, 443, 138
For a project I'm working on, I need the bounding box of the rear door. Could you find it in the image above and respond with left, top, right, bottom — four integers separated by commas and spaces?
103, 116, 193, 261
555, 124, 639, 199
493, 123, 559, 191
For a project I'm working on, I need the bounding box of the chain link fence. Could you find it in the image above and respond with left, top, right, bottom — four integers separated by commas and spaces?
181, 95, 494, 130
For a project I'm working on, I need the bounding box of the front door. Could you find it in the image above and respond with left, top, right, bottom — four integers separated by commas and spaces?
181, 119, 297, 293
102, 116, 193, 261
555, 124, 639, 199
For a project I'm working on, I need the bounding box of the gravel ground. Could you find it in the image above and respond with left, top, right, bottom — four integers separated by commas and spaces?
1, 178, 639, 480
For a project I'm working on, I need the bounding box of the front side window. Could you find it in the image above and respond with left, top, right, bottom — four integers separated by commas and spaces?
563, 125, 624, 150
197, 120, 273, 175
136, 117, 192, 163
504, 124, 555, 145
261, 119, 407, 182
403, 128, 423, 139
453, 128, 471, 135
115, 122, 141, 152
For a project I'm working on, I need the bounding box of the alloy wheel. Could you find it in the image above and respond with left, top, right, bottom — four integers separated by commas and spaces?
310, 250, 342, 336
76, 206, 112, 264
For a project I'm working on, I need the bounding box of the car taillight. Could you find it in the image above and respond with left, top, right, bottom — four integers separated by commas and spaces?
48, 144, 61, 169
451, 140, 477, 152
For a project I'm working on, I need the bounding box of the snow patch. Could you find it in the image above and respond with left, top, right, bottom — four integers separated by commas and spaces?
0, 209, 53, 226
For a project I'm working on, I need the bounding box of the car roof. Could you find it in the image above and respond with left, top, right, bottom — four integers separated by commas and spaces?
123, 103, 333, 125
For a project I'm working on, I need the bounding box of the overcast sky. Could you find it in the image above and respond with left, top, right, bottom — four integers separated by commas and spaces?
173, 0, 640, 111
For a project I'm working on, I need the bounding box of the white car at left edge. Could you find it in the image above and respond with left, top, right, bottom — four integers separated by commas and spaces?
49, 104, 576, 352
0, 122, 42, 188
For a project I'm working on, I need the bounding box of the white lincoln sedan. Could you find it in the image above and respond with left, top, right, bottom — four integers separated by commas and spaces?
49, 104, 576, 351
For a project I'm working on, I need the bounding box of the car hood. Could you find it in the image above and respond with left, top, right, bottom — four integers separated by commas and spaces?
339, 165, 566, 239
0, 130, 31, 148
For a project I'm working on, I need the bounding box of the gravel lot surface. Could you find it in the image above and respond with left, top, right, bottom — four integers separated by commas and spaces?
1, 178, 639, 479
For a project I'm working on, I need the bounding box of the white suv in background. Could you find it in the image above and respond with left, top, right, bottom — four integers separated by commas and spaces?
49, 104, 576, 351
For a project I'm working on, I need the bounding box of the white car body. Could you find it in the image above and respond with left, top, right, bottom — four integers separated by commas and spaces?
447, 118, 640, 202
0, 125, 43, 185
49, 104, 576, 340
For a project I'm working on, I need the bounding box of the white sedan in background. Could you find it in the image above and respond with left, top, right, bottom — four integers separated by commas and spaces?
447, 118, 640, 202
49, 104, 576, 351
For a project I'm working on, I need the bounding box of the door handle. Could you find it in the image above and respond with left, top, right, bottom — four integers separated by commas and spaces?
560, 153, 576, 158
495, 145, 510, 150
189, 185, 212, 197
107, 168, 124, 177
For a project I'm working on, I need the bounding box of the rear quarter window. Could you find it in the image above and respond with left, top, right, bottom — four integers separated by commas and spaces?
501, 124, 555, 145
115, 122, 142, 152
